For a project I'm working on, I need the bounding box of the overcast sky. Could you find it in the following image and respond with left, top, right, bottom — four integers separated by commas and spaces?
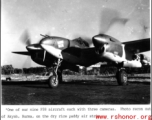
1, 0, 150, 68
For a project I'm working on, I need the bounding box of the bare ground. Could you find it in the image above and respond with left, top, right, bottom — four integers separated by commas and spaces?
1, 75, 151, 105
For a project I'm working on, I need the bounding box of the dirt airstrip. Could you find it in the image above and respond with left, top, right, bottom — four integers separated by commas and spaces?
1, 75, 151, 105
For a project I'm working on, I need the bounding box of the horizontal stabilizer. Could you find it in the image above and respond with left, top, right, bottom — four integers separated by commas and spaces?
12, 51, 30, 56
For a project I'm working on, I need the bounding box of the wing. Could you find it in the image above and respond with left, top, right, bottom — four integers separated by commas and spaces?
123, 38, 150, 53
12, 51, 30, 56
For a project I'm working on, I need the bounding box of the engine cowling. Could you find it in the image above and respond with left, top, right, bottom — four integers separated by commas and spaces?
92, 34, 150, 68
92, 34, 124, 63
40, 36, 70, 50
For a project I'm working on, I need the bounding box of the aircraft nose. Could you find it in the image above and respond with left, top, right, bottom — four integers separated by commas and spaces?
92, 35, 107, 47
26, 44, 41, 51
26, 45, 33, 50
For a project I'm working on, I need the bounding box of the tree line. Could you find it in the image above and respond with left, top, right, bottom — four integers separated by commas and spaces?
1, 64, 150, 75
1, 65, 46, 75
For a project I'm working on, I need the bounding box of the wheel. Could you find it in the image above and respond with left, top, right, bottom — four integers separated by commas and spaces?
6, 77, 11, 81
48, 75, 59, 88
116, 69, 128, 85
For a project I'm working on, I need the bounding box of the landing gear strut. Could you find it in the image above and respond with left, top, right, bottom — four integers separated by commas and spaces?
48, 59, 62, 88
116, 68, 128, 86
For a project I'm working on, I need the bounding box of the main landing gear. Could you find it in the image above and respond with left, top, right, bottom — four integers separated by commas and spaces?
116, 68, 128, 86
48, 59, 63, 88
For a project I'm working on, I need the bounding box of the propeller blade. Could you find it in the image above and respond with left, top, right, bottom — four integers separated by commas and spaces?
20, 30, 31, 46
19, 30, 32, 68
73, 8, 128, 46
99, 8, 128, 34
22, 56, 31, 68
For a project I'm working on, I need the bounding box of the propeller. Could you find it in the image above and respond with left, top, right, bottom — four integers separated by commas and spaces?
18, 30, 53, 68
22, 56, 31, 68
92, 8, 129, 58
99, 8, 128, 34
73, 8, 129, 47
19, 30, 31, 46
18, 30, 32, 68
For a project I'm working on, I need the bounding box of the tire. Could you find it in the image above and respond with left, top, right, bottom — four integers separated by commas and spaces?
48, 76, 59, 88
116, 69, 128, 86
6, 77, 11, 81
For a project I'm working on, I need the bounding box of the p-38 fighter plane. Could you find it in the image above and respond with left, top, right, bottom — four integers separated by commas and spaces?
13, 32, 150, 88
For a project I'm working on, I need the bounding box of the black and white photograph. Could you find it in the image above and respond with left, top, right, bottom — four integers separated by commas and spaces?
1, 0, 151, 106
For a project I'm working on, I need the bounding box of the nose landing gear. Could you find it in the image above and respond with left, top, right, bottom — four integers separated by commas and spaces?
48, 59, 62, 88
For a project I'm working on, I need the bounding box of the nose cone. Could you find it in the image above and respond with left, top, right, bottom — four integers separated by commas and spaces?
26, 45, 33, 50
92, 34, 108, 47
26, 44, 41, 51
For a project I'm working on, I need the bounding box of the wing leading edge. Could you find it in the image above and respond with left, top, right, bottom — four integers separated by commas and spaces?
123, 38, 150, 53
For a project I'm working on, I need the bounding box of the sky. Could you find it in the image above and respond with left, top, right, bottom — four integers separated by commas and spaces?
1, 0, 150, 68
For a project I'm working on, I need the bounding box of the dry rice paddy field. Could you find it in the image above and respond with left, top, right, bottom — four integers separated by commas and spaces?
1, 74, 151, 105
1, 73, 151, 82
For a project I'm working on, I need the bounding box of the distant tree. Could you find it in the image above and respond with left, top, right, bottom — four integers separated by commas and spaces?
14, 68, 22, 74
1, 65, 14, 75
1, 66, 5, 74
